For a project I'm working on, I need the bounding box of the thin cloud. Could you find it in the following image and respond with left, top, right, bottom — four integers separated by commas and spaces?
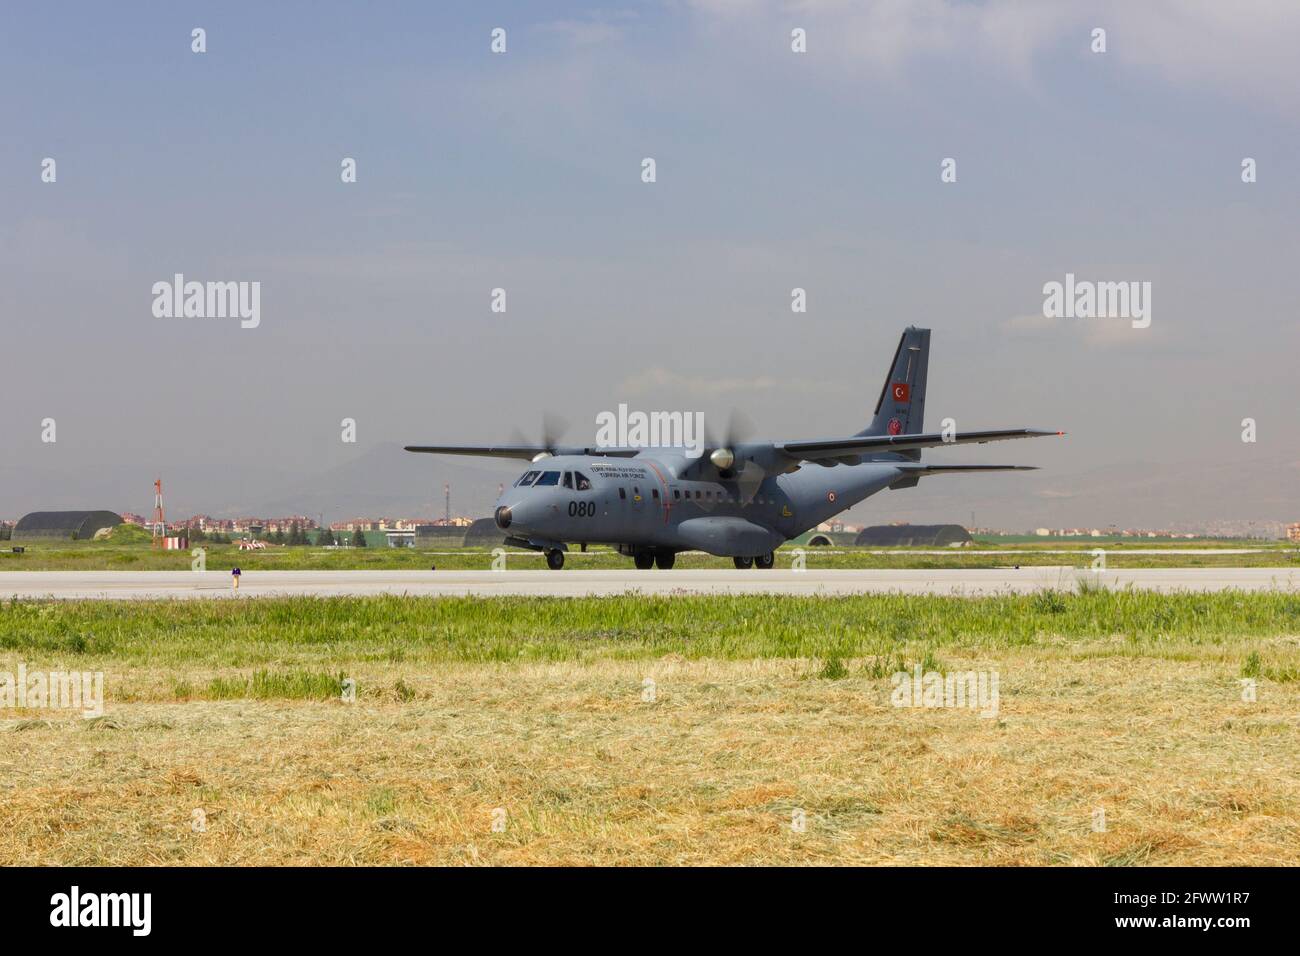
687, 0, 1300, 109
620, 367, 849, 397
537, 15, 631, 47
998, 312, 1174, 350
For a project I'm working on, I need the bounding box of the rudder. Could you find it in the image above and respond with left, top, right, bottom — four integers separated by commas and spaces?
858, 327, 929, 447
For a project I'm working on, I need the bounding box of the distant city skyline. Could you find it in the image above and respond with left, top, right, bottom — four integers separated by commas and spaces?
4, 503, 1290, 541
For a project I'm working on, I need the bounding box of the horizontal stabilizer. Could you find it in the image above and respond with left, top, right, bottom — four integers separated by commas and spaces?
895, 464, 1039, 474
781, 428, 1062, 461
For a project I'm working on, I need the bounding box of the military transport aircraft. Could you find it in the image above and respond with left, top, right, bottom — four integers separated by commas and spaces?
407, 327, 1063, 570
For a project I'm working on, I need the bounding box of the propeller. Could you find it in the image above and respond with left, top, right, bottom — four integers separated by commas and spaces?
705, 409, 765, 503
705, 409, 754, 467
509, 412, 570, 462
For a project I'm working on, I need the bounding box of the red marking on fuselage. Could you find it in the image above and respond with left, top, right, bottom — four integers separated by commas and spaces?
642, 459, 673, 523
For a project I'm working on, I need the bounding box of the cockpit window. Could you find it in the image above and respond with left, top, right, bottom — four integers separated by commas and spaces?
534, 471, 561, 486
562, 471, 573, 489
515, 470, 541, 487
574, 472, 592, 491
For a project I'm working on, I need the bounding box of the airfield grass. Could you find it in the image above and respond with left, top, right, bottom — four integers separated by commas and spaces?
3, 538, 1298, 572
1, 591, 1298, 865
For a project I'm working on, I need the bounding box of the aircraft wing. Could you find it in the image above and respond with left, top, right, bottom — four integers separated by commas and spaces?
894, 464, 1039, 474
779, 428, 1062, 461
404, 444, 642, 460
405, 444, 552, 461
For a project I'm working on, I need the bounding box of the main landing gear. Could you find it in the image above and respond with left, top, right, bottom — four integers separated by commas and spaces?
734, 552, 775, 570
630, 550, 676, 570
546, 549, 565, 570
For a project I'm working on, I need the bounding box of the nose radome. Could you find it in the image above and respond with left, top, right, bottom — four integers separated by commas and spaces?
494, 505, 512, 530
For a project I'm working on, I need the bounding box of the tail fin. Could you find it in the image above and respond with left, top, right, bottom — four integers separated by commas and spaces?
857, 327, 930, 456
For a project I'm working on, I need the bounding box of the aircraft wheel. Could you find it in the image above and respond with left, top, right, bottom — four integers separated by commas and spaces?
654, 551, 676, 570
634, 552, 655, 570
546, 550, 565, 571
733, 556, 753, 570
754, 552, 775, 569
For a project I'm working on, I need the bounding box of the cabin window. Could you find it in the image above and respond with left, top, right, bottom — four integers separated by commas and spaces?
673, 489, 680, 500
652, 488, 659, 499
618, 487, 627, 500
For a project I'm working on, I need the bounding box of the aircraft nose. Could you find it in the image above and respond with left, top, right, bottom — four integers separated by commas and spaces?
494, 505, 512, 530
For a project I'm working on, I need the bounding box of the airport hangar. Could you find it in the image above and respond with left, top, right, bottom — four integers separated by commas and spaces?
12, 510, 123, 541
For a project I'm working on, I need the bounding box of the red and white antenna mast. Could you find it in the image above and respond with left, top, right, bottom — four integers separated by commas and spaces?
152, 478, 165, 548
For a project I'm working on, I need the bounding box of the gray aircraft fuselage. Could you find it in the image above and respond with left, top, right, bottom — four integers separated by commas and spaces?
495, 451, 899, 560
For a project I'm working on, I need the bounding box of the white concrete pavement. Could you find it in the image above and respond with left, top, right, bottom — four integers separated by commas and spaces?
0, 567, 1296, 599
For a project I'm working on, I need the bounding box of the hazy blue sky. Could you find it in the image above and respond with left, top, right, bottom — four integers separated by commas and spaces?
2, 1, 1297, 529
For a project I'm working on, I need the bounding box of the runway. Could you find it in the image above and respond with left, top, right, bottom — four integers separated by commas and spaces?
0, 568, 1296, 600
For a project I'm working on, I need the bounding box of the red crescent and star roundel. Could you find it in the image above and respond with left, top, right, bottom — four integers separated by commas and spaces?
891, 382, 910, 403
887, 418, 903, 436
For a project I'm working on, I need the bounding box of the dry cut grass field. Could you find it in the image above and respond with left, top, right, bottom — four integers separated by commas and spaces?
0, 591, 1297, 865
